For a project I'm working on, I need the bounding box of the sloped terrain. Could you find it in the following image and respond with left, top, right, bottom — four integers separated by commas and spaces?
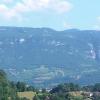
0, 27, 100, 87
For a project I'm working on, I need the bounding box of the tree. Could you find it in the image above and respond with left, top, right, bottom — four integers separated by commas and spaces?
50, 83, 80, 93
0, 69, 18, 100
16, 82, 26, 92
93, 83, 100, 92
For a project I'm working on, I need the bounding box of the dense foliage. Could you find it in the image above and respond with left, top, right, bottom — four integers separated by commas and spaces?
0, 70, 18, 100
1, 70, 100, 100
0, 70, 34, 100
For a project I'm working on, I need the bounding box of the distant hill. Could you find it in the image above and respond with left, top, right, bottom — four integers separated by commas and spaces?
0, 26, 100, 88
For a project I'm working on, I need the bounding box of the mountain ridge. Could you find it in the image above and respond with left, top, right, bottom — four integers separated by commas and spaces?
0, 26, 100, 88
1, 26, 100, 32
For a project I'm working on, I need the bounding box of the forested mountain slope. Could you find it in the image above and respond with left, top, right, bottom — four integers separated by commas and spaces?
0, 27, 100, 87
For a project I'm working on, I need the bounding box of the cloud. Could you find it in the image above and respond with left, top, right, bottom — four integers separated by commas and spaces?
19, 0, 73, 13
0, 0, 73, 21
0, 3, 22, 21
50, 0, 72, 13
3, 0, 13, 4
0, 4, 8, 12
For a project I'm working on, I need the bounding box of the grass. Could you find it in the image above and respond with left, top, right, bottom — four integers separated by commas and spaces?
17, 91, 36, 100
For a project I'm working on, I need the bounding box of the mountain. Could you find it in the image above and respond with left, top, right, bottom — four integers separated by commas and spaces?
0, 26, 100, 88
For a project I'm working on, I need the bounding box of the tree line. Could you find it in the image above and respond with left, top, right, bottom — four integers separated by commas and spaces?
0, 69, 100, 100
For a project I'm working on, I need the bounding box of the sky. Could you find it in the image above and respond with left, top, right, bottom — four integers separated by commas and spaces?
0, 0, 100, 30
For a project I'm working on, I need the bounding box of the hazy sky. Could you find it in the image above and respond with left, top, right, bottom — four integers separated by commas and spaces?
0, 0, 100, 30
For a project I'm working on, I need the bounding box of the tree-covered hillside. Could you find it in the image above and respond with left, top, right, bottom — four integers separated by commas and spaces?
0, 27, 100, 87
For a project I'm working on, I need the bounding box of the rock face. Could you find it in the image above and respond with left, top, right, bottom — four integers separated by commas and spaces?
0, 26, 100, 88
